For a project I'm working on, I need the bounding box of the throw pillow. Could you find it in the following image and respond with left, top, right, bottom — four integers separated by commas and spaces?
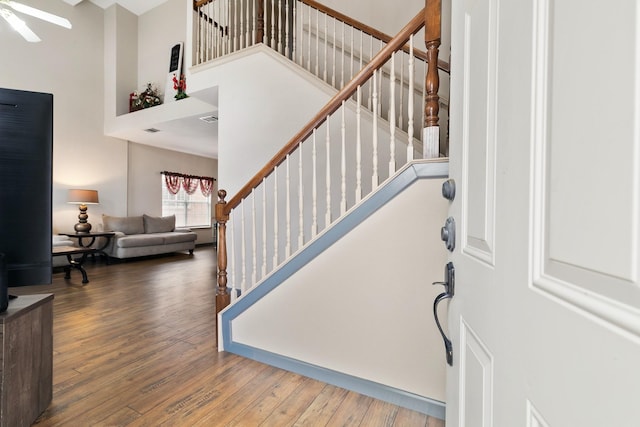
102, 215, 145, 235
143, 214, 176, 234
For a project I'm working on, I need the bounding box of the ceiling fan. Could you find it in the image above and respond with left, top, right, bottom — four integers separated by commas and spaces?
0, 0, 71, 42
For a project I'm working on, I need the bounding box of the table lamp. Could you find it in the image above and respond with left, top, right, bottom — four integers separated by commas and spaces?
68, 189, 99, 233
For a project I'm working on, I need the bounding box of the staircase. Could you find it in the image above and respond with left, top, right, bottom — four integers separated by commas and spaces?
191, 0, 450, 418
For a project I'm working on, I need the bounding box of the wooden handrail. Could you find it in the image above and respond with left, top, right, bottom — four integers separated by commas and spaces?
222, 7, 428, 215
300, 0, 449, 73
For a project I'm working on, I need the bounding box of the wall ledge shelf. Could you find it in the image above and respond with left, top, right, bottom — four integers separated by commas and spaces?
104, 94, 218, 158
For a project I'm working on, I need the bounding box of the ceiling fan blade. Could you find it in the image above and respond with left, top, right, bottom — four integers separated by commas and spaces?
0, 8, 41, 42
3, 0, 72, 29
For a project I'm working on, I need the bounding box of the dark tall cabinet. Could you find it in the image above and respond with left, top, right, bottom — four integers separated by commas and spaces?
0, 88, 53, 288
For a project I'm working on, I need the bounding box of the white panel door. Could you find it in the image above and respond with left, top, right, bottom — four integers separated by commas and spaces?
446, 0, 640, 425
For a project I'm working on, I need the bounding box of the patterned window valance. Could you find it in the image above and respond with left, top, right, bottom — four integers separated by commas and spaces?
161, 171, 216, 197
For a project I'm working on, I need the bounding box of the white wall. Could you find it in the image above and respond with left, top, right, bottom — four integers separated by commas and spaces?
127, 142, 217, 244
231, 175, 448, 401
137, 0, 188, 102
317, 0, 425, 36
187, 46, 334, 197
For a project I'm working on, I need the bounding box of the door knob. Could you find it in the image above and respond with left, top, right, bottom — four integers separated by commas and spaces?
442, 179, 456, 201
441, 217, 455, 252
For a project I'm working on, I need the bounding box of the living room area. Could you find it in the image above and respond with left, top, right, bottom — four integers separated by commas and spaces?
1, 0, 218, 243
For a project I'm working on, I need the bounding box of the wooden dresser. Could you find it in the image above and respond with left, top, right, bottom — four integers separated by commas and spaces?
0, 294, 53, 427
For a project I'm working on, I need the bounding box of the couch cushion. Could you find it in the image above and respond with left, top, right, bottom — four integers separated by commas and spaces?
52, 235, 74, 247
115, 234, 165, 248
161, 231, 197, 244
103, 215, 144, 235
143, 214, 175, 233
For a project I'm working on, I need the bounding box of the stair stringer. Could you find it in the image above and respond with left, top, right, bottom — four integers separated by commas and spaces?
219, 160, 449, 418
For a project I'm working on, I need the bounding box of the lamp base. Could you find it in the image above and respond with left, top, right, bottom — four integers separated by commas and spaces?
74, 222, 92, 233
74, 203, 92, 233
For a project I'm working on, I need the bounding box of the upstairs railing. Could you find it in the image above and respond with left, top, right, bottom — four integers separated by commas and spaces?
213, 1, 444, 313
193, 0, 449, 152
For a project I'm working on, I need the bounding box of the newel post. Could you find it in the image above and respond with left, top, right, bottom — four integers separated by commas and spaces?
424, 0, 441, 158
215, 190, 231, 314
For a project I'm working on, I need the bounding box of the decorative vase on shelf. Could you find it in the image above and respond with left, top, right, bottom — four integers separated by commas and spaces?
173, 74, 189, 100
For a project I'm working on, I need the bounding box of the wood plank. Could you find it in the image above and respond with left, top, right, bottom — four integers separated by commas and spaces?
325, 390, 374, 426
292, 385, 350, 426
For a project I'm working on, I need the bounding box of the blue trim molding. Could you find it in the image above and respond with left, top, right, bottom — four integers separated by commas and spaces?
220, 160, 449, 418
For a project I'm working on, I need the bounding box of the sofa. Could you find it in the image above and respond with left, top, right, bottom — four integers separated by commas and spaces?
101, 214, 197, 259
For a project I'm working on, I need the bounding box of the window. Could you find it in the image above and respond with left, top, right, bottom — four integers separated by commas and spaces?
161, 178, 212, 228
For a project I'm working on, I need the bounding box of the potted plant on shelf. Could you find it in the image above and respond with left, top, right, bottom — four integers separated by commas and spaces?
129, 83, 162, 112
173, 74, 188, 100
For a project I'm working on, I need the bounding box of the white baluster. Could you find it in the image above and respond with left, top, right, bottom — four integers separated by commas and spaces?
399, 51, 405, 131
325, 117, 331, 227
252, 0, 256, 47
240, 200, 246, 293
307, 4, 311, 71
234, 0, 239, 51
195, 4, 201, 64
356, 85, 362, 202
277, 0, 283, 54
367, 39, 373, 109
285, 154, 291, 258
200, 3, 205, 62
312, 129, 318, 237
341, 21, 345, 88
212, 1, 216, 58
372, 70, 379, 189
315, 8, 319, 77
230, 210, 237, 302
323, 14, 328, 82
261, 179, 267, 278
246, 0, 251, 48
202, 4, 206, 63
349, 25, 354, 82
378, 40, 383, 113
359, 31, 363, 72
340, 102, 347, 214
389, 53, 396, 176
251, 191, 257, 287
215, 0, 220, 58
331, 18, 336, 87
298, 147, 304, 248
273, 166, 279, 268
227, 0, 232, 54
407, 35, 415, 161
421, 63, 426, 146
208, 2, 213, 59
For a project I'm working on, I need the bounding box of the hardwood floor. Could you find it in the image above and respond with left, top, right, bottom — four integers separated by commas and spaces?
10, 247, 444, 426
